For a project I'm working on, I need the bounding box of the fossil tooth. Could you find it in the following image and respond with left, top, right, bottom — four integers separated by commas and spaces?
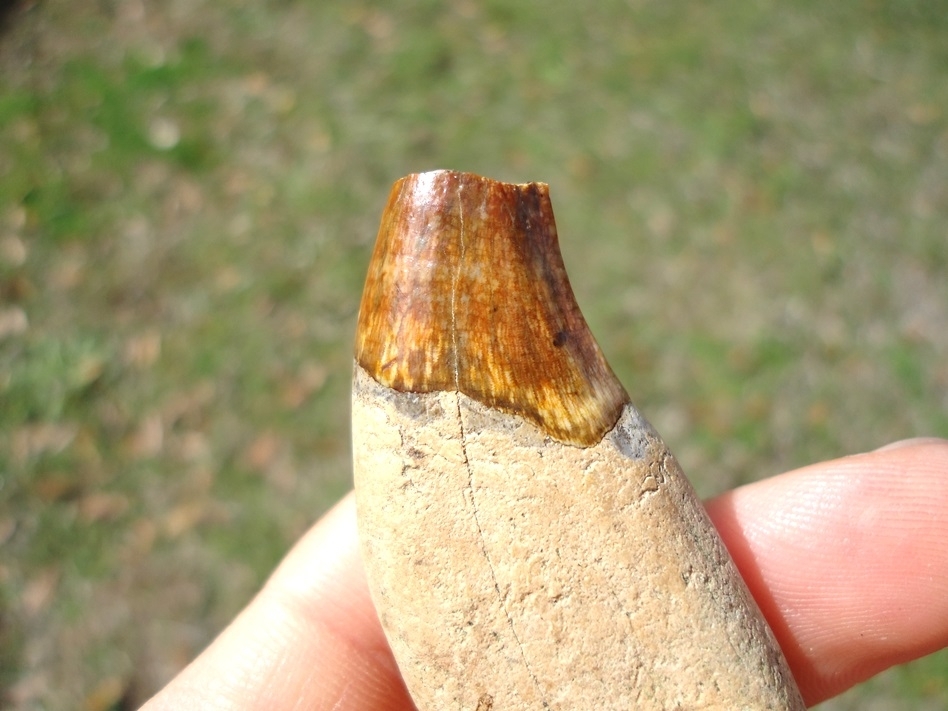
352, 170, 805, 710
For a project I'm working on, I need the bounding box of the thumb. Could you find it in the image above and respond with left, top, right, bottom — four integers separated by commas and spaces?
140, 493, 415, 711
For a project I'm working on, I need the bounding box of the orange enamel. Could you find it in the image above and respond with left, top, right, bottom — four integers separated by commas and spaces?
355, 170, 628, 446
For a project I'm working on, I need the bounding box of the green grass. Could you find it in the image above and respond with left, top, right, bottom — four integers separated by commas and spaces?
1, 0, 946, 708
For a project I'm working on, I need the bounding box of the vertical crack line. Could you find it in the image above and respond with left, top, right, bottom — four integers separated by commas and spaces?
450, 181, 549, 708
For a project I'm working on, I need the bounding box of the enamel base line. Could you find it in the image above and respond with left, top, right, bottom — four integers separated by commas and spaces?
352, 363, 805, 711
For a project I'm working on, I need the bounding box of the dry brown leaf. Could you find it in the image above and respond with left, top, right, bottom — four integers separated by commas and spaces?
83, 676, 129, 711
0, 306, 28, 339
128, 414, 163, 459
280, 361, 328, 409
122, 517, 158, 559
162, 501, 206, 538
33, 474, 82, 502
123, 331, 162, 369
243, 430, 281, 472
49, 253, 85, 290
8, 672, 50, 707
78, 492, 130, 523
162, 381, 216, 426
22, 567, 60, 617
176, 430, 210, 463
0, 234, 27, 266
12, 423, 77, 463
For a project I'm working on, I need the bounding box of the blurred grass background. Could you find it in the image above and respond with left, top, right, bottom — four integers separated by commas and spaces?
1, 0, 946, 708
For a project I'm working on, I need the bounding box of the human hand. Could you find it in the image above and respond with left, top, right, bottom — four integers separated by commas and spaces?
140, 438, 948, 710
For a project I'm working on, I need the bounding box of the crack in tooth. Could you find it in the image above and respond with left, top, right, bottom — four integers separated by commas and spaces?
452, 178, 549, 709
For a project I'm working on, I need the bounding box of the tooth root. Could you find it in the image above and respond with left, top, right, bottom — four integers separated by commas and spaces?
353, 170, 805, 710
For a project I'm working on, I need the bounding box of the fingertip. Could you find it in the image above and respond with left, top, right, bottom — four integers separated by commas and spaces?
708, 438, 948, 705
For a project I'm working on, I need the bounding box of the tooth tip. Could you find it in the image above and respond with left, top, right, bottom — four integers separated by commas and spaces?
356, 170, 628, 446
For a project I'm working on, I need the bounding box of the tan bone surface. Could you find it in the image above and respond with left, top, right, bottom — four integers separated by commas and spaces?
352, 170, 805, 710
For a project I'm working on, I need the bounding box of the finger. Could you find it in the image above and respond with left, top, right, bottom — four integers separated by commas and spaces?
140, 492, 416, 711
706, 438, 948, 706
